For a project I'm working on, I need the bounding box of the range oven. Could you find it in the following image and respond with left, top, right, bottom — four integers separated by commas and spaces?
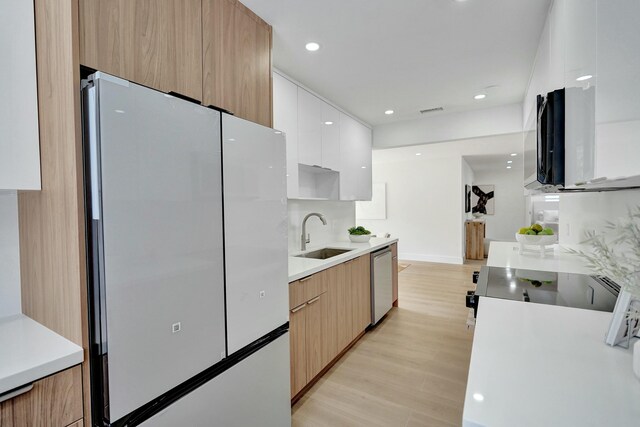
466, 266, 620, 317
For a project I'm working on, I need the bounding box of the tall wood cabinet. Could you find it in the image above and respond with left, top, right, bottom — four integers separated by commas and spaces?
79, 0, 204, 102
203, 0, 272, 126
78, 0, 273, 126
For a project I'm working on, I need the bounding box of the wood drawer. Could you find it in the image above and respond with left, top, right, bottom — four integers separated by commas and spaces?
0, 365, 83, 427
289, 270, 328, 309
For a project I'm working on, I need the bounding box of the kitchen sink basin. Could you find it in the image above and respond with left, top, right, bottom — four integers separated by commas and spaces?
295, 248, 353, 260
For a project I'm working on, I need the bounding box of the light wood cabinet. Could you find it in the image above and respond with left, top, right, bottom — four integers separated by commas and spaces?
0, 365, 83, 427
79, 0, 204, 102
465, 220, 485, 260
350, 255, 371, 338
289, 254, 373, 399
203, 0, 272, 126
289, 302, 307, 398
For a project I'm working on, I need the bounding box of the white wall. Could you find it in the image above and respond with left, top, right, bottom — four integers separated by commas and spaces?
374, 103, 523, 149
472, 168, 527, 242
559, 188, 640, 244
288, 199, 355, 252
0, 191, 21, 317
357, 133, 524, 264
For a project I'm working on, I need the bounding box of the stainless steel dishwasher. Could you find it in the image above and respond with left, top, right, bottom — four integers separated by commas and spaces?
371, 247, 393, 325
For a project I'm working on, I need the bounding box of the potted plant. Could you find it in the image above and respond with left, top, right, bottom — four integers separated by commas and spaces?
348, 226, 372, 243
567, 208, 640, 379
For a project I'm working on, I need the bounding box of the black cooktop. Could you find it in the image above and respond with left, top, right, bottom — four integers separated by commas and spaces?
475, 266, 620, 312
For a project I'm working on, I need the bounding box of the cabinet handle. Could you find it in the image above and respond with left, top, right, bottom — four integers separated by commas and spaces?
344, 259, 355, 265
291, 303, 307, 313
299, 276, 313, 283
0, 384, 33, 404
307, 295, 321, 305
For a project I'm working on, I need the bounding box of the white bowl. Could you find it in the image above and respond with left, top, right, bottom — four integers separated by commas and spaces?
349, 234, 371, 243
515, 233, 557, 245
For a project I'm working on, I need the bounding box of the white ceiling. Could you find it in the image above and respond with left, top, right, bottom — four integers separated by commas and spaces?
243, 0, 551, 126
464, 153, 523, 175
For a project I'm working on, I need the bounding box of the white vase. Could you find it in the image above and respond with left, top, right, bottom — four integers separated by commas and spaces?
634, 340, 640, 381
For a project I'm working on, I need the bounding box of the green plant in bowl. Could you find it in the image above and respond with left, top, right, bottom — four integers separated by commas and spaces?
348, 226, 371, 236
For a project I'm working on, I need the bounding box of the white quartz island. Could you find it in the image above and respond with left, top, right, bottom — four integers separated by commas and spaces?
463, 297, 640, 427
487, 241, 592, 275
465, 241, 640, 426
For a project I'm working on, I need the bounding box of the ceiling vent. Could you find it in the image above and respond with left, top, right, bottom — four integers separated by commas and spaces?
420, 107, 444, 114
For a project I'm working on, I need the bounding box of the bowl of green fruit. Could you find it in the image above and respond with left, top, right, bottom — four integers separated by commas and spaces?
515, 223, 557, 245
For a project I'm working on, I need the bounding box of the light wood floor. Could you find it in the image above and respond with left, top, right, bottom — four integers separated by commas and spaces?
292, 260, 485, 427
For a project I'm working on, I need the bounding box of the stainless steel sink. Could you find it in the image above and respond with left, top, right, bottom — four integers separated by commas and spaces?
295, 248, 353, 260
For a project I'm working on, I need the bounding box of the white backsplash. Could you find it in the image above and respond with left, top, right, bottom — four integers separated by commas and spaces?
0, 191, 21, 317
559, 188, 640, 245
288, 199, 356, 252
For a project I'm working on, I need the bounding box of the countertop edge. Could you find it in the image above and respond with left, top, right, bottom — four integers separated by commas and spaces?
0, 315, 85, 395
288, 238, 398, 282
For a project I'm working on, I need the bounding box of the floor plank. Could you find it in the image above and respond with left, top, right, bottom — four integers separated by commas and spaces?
292, 260, 484, 426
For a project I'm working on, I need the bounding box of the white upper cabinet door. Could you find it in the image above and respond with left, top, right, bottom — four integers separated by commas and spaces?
273, 72, 299, 198
594, 0, 640, 180
321, 103, 341, 172
0, 0, 41, 190
297, 88, 323, 167
563, 0, 596, 186
339, 113, 372, 201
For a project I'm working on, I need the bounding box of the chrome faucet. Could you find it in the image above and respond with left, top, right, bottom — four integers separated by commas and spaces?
301, 213, 327, 251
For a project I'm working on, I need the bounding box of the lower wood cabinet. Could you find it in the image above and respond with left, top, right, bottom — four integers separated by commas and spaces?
289, 254, 372, 399
0, 365, 83, 427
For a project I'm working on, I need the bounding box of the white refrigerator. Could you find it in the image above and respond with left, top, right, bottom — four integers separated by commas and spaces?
83, 72, 290, 426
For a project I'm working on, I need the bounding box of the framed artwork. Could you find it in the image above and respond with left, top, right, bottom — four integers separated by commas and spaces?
464, 185, 471, 213
472, 185, 495, 215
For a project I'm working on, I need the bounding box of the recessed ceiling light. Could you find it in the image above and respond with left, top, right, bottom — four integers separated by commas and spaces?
507, 160, 513, 164
361, 166, 367, 169
415, 153, 422, 156
507, 166, 512, 169
274, 131, 282, 135
305, 42, 320, 52
114, 109, 125, 114
385, 110, 394, 115
474, 94, 486, 100
473, 393, 484, 402
324, 121, 333, 125
510, 153, 517, 157
576, 75, 593, 82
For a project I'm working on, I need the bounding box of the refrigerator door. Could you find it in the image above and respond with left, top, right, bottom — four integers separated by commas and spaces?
87, 74, 226, 422
139, 333, 291, 427
222, 114, 289, 354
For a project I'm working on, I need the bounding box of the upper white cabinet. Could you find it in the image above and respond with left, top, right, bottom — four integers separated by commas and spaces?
594, 0, 640, 181
524, 0, 640, 188
297, 88, 323, 167
321, 103, 341, 172
273, 72, 299, 198
273, 71, 372, 201
0, 0, 41, 190
339, 113, 372, 201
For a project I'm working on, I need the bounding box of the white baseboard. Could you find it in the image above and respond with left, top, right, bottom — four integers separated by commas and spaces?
399, 252, 464, 265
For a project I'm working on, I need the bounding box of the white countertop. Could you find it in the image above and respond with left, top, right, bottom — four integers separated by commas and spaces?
487, 241, 592, 275
0, 314, 84, 395
464, 297, 640, 427
289, 237, 398, 282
